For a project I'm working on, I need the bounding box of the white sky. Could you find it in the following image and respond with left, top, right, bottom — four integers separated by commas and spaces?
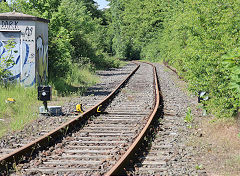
94, 0, 109, 9
6, 0, 109, 10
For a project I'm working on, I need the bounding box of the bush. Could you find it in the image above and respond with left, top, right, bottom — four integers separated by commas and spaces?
157, 0, 240, 117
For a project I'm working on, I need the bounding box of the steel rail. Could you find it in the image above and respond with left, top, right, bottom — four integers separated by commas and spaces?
0, 63, 140, 172
105, 61, 161, 176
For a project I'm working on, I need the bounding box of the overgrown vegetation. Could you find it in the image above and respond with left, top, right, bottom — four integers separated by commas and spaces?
108, 0, 240, 118
0, 0, 239, 120
50, 64, 99, 96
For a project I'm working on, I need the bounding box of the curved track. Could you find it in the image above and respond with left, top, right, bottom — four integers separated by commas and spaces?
0, 61, 161, 175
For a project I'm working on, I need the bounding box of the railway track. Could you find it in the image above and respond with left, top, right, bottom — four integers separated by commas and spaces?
0, 61, 161, 175
0, 63, 136, 159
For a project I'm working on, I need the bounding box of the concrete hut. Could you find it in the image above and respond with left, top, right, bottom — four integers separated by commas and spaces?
0, 12, 49, 86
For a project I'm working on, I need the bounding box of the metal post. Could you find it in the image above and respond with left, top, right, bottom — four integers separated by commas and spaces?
43, 101, 48, 112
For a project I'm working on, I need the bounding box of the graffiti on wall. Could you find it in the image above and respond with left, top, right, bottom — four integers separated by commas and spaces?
36, 36, 48, 85
1, 20, 19, 30
0, 20, 48, 87
0, 32, 35, 86
25, 26, 33, 37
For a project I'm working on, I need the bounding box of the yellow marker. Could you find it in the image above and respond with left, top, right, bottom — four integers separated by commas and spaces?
7, 98, 16, 103
97, 105, 102, 113
76, 104, 84, 113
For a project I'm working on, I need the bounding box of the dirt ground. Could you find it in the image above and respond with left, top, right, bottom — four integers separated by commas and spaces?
191, 114, 240, 176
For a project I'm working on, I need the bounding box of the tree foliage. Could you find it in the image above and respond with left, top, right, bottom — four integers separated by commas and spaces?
109, 0, 240, 117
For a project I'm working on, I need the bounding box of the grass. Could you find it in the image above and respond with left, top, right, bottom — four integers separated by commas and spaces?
50, 64, 100, 96
188, 114, 240, 175
0, 85, 41, 137
195, 164, 203, 170
50, 56, 126, 96
70, 64, 99, 87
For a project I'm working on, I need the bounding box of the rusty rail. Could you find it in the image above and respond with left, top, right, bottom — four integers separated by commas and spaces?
0, 63, 140, 172
105, 61, 161, 175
